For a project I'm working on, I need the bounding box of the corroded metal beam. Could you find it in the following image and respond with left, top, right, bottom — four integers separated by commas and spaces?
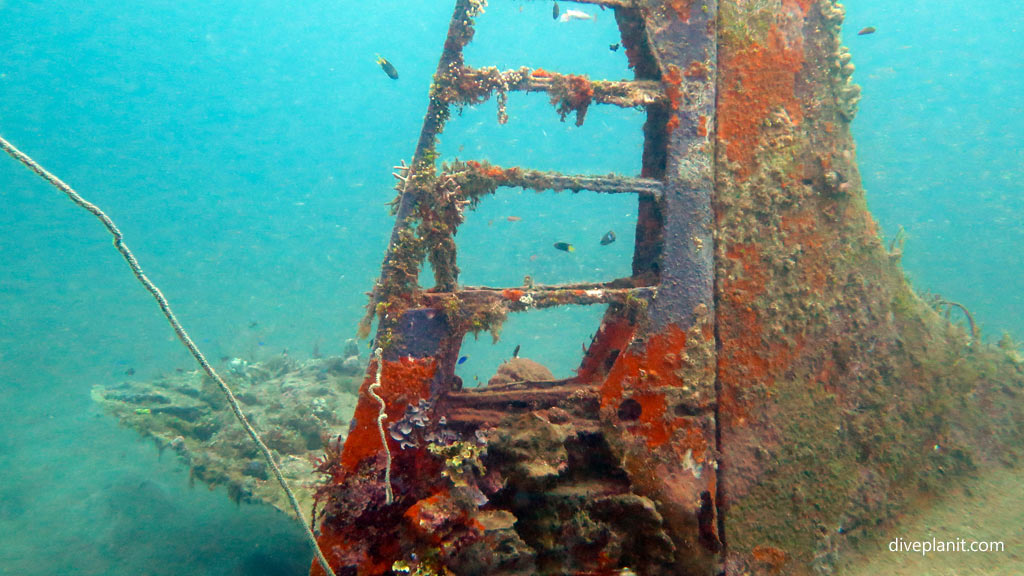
454, 66, 668, 108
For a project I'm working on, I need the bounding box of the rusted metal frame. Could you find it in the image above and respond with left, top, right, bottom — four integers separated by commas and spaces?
490, 170, 663, 198
519, 76, 665, 108
441, 382, 601, 428
447, 382, 593, 408
455, 66, 666, 108
420, 285, 656, 312
640, 2, 717, 330
564, 0, 637, 8
612, 6, 665, 281
455, 162, 665, 200
370, 0, 480, 344
420, 281, 653, 394
439, 406, 603, 430
420, 282, 651, 395
622, 1, 722, 569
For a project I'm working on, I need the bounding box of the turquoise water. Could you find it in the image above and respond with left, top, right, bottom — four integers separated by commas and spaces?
0, 1, 1020, 574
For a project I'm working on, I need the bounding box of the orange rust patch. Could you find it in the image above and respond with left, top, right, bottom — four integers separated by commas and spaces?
716, 241, 806, 427
697, 115, 708, 137
684, 60, 709, 79
553, 74, 595, 126
631, 392, 672, 446
782, 0, 814, 14
464, 161, 521, 183
664, 64, 683, 135
502, 288, 524, 301
675, 413, 711, 457
716, 244, 768, 426
664, 65, 683, 111
752, 545, 787, 572
312, 521, 393, 576
600, 324, 703, 448
576, 315, 635, 383
341, 356, 436, 469
718, 26, 805, 180
668, 0, 692, 22
404, 492, 463, 545
531, 68, 552, 78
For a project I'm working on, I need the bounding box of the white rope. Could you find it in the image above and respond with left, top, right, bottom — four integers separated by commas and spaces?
0, 134, 337, 576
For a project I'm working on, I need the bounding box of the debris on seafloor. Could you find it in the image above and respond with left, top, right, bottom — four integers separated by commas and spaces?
91, 345, 365, 517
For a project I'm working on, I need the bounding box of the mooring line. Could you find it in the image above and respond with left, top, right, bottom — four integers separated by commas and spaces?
0, 134, 337, 576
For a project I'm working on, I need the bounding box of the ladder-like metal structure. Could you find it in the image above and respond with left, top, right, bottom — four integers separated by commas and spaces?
315, 1, 720, 574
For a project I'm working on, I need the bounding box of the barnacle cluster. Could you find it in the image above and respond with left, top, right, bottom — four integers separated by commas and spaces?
821, 3, 861, 122
388, 398, 459, 449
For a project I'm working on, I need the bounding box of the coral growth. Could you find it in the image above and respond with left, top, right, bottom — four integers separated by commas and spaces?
550, 74, 594, 127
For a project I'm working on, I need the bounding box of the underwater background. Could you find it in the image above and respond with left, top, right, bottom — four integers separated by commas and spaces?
0, 1, 1020, 574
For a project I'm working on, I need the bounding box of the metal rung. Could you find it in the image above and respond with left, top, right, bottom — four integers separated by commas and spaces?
456, 162, 664, 200
441, 382, 601, 427
454, 66, 666, 109
421, 284, 655, 312
566, 0, 637, 8
445, 382, 593, 409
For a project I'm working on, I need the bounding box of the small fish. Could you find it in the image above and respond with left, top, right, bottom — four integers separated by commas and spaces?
507, 216, 522, 222
457, 356, 468, 365
248, 321, 259, 329
512, 344, 520, 359
124, 368, 135, 376
553, 242, 575, 252
552, 1, 559, 20
600, 230, 616, 246
858, 26, 876, 36
559, 9, 594, 23
134, 408, 151, 415
609, 43, 620, 52
376, 55, 399, 79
